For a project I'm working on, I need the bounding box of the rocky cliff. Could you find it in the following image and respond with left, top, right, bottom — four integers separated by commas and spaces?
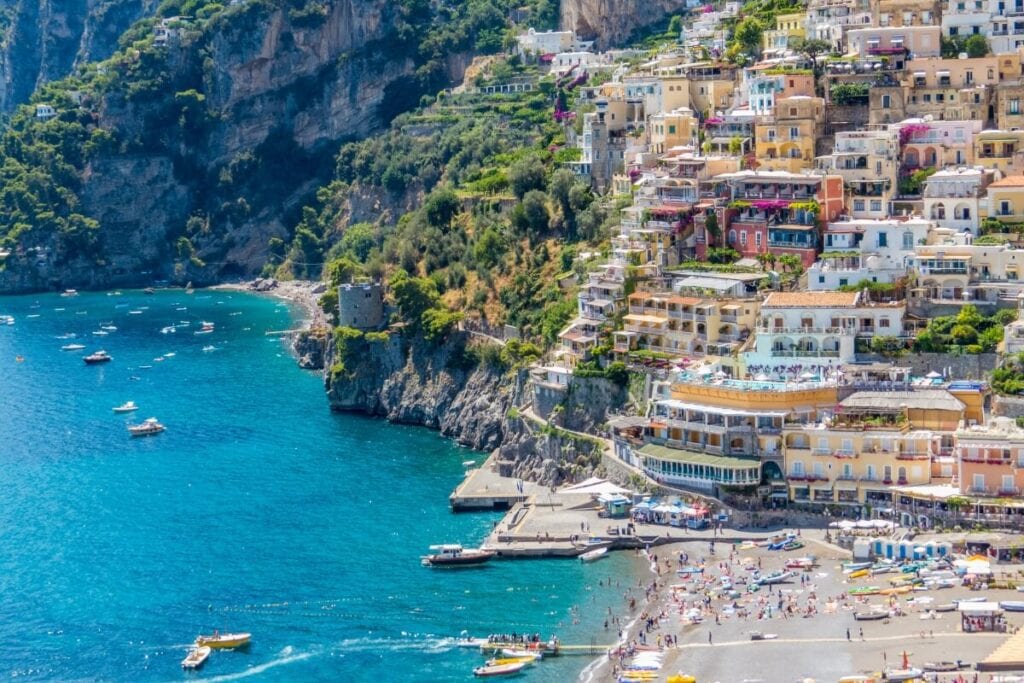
559, 0, 686, 48
324, 331, 521, 452
0, 0, 482, 293
0, 0, 159, 114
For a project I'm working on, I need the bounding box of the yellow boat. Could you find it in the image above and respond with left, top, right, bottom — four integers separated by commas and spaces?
195, 632, 251, 649
848, 569, 870, 579
878, 585, 912, 596
486, 656, 537, 666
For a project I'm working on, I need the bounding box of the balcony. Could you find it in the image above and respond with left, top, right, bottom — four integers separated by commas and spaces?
768, 239, 815, 249
867, 45, 905, 55
895, 452, 930, 460
771, 349, 842, 358
758, 326, 853, 335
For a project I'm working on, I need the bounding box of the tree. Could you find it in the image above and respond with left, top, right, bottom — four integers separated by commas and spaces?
756, 252, 777, 270
667, 15, 683, 36
707, 247, 740, 264
870, 335, 905, 360
728, 135, 743, 156
733, 17, 765, 56
777, 254, 802, 272
389, 269, 440, 326
704, 211, 720, 241
548, 168, 579, 235
790, 37, 831, 92
508, 154, 546, 199
423, 187, 460, 229
964, 34, 989, 58
514, 190, 551, 237
338, 222, 377, 262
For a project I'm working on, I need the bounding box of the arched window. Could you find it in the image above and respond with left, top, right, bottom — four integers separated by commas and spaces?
728, 229, 737, 244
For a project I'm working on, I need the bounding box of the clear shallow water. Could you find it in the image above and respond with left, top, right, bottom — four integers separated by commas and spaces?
0, 290, 635, 682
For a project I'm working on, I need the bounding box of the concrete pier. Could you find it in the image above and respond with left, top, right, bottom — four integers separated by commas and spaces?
449, 454, 540, 511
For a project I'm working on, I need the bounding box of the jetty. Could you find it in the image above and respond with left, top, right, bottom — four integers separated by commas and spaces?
449, 454, 539, 511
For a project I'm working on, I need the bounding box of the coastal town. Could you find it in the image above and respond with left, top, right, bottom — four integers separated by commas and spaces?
400, 3, 1024, 681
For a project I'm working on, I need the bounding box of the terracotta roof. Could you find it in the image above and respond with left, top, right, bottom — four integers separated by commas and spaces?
990, 175, 1024, 188
762, 291, 860, 308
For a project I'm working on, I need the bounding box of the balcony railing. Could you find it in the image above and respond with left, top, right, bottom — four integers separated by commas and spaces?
771, 349, 842, 358
757, 326, 854, 335
769, 240, 815, 249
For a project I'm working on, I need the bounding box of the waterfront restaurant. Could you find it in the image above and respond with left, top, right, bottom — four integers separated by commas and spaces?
637, 443, 761, 494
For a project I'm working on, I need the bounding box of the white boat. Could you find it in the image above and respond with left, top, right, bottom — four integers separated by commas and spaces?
202, 345, 216, 352
421, 544, 494, 567
201, 321, 215, 331
756, 570, 792, 585
160, 326, 176, 334
454, 636, 488, 648
474, 661, 526, 677
579, 547, 609, 563
462, 460, 476, 467
128, 418, 165, 437
101, 325, 117, 331
500, 648, 541, 659
181, 646, 211, 669
92, 330, 108, 336
61, 344, 85, 351
113, 401, 138, 413
0, 315, 13, 325
60, 289, 78, 297
1000, 601, 1024, 612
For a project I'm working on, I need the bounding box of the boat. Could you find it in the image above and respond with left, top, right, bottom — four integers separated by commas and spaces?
195, 632, 251, 649
481, 639, 559, 655
854, 610, 889, 621
878, 585, 912, 596
201, 321, 215, 331
61, 344, 85, 351
160, 326, 176, 334
843, 562, 872, 573
486, 656, 536, 666
935, 603, 957, 613
421, 544, 494, 567
848, 569, 870, 580
181, 646, 211, 670
454, 636, 488, 648
143, 287, 155, 294
848, 586, 881, 596
128, 418, 165, 437
83, 350, 112, 364
101, 325, 117, 331
473, 662, 526, 677
499, 649, 542, 659
580, 547, 609, 563
92, 330, 108, 336
749, 632, 778, 640
113, 401, 139, 413
677, 566, 704, 575
202, 345, 216, 352
462, 460, 476, 467
781, 540, 804, 551
954, 596, 987, 604
60, 289, 78, 297
883, 669, 923, 682
128, 310, 143, 315
0, 315, 14, 325
922, 661, 959, 672
756, 570, 792, 585
785, 557, 817, 570
1000, 601, 1024, 612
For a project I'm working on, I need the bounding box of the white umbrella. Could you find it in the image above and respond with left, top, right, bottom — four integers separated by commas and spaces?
714, 370, 727, 378
800, 371, 817, 380
754, 373, 770, 381
926, 371, 942, 379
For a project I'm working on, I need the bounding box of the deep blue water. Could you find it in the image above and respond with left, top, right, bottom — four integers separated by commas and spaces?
0, 290, 635, 682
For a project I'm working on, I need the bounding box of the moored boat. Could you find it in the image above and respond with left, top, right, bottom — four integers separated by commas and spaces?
580, 547, 608, 563
854, 610, 889, 621
113, 401, 138, 413
474, 661, 526, 677
62, 344, 85, 351
128, 417, 165, 437
922, 661, 959, 672
785, 557, 817, 569
181, 646, 211, 669
60, 289, 78, 297
756, 570, 791, 585
486, 656, 536, 666
848, 586, 881, 596
999, 601, 1024, 612
421, 544, 494, 567
83, 350, 112, 364
847, 568, 870, 580
195, 632, 251, 649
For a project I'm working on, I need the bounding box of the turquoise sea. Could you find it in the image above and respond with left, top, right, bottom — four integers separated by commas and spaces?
0, 290, 637, 682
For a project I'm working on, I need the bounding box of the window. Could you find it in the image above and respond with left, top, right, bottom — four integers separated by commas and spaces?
839, 278, 848, 286
866, 464, 876, 480
854, 199, 865, 211
813, 462, 824, 477
790, 107, 797, 116
882, 94, 891, 109
740, 230, 748, 245
883, 465, 893, 481
923, 94, 932, 103
842, 463, 852, 478
792, 461, 805, 475
1003, 474, 1015, 492
871, 200, 882, 212
973, 473, 986, 491
1012, 99, 1021, 115
728, 229, 737, 244
755, 232, 762, 247
668, 124, 676, 134
767, 129, 776, 140
879, 318, 890, 328
1002, 200, 1012, 215
903, 231, 914, 249
789, 126, 799, 139
877, 232, 888, 247
818, 276, 826, 284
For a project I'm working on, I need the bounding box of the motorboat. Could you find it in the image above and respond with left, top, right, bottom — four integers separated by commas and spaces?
143, 287, 155, 294
160, 325, 176, 334
999, 601, 1024, 612
935, 603, 957, 613
498, 649, 541, 660
61, 344, 85, 351
454, 635, 488, 648
92, 330, 108, 336
181, 646, 211, 669
113, 401, 139, 413
843, 562, 872, 573
473, 661, 526, 677
195, 632, 251, 649
883, 669, 923, 682
101, 325, 117, 332
128, 418, 165, 437
486, 656, 536, 666
781, 540, 804, 551
922, 661, 959, 672
201, 321, 215, 331
421, 544, 494, 567
0, 315, 13, 325
83, 350, 112, 364
579, 547, 608, 563
202, 345, 216, 352
60, 289, 78, 297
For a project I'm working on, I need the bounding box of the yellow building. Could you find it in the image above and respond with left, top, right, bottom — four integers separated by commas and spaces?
783, 390, 965, 508
763, 11, 807, 55
974, 130, 1024, 176
615, 292, 759, 359
649, 108, 698, 154
986, 176, 1024, 224
756, 96, 824, 172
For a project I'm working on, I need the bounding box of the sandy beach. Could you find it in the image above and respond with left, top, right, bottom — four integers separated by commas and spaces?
211, 279, 327, 329
582, 530, 1024, 682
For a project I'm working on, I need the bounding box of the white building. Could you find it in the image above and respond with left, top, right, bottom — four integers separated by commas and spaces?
941, 0, 1024, 52
744, 291, 906, 377
35, 104, 56, 119
808, 217, 933, 290
922, 166, 994, 234
516, 28, 592, 56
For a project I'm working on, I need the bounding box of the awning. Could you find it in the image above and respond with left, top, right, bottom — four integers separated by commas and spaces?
658, 398, 789, 417
721, 304, 742, 310
913, 71, 926, 77
937, 70, 950, 76
624, 314, 667, 325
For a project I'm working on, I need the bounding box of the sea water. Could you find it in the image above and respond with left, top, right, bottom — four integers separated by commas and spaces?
0, 290, 637, 682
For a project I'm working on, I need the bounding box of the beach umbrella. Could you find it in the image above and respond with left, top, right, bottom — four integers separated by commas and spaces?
800, 371, 817, 379
926, 370, 942, 378
754, 373, 770, 381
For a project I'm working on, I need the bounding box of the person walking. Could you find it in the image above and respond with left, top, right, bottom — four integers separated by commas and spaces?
846, 628, 851, 641
708, 631, 713, 645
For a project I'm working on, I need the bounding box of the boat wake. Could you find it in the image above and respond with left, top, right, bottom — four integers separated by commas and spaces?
334, 635, 462, 655
200, 647, 314, 682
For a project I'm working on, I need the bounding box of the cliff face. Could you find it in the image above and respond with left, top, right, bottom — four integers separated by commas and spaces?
324, 332, 519, 452
0, 0, 159, 114
559, 0, 686, 48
